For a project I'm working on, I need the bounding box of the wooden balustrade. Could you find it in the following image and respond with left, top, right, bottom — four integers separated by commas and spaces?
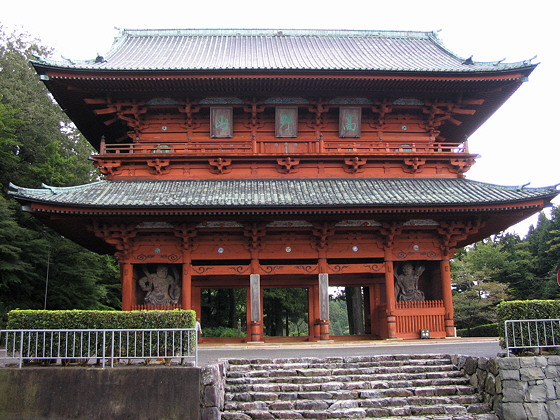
100, 140, 467, 157
394, 300, 446, 338
131, 304, 183, 311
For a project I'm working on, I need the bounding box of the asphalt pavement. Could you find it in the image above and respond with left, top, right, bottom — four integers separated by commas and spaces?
197, 338, 503, 366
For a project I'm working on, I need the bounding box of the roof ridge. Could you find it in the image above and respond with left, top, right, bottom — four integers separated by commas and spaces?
119, 28, 435, 39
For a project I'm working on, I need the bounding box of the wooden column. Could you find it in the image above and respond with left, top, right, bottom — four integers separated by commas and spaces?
384, 255, 397, 339
121, 263, 134, 311
181, 262, 192, 310
318, 273, 330, 340
249, 258, 262, 342
441, 259, 455, 337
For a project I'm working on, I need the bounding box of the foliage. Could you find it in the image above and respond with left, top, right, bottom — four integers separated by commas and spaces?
0, 25, 119, 322
263, 288, 308, 336
496, 300, 560, 349
204, 326, 240, 337
6, 309, 196, 330
329, 296, 350, 335
457, 323, 498, 337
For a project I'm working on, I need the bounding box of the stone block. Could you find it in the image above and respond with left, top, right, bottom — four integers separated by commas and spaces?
500, 369, 520, 381
546, 400, 560, 419
524, 402, 548, 419
202, 365, 220, 386
488, 357, 500, 375
525, 383, 547, 402
501, 402, 528, 420
547, 356, 560, 365
498, 357, 521, 370
329, 400, 359, 410
464, 356, 478, 375
478, 356, 490, 371
520, 367, 546, 381
544, 379, 557, 399
502, 380, 528, 403
485, 374, 497, 395
201, 406, 221, 420
545, 364, 560, 379
519, 358, 536, 368
534, 356, 548, 367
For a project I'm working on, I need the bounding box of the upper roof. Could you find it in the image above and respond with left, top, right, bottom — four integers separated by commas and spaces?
9, 178, 557, 211
33, 29, 535, 73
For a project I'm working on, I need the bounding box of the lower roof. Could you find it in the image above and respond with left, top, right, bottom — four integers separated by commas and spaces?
9, 178, 558, 211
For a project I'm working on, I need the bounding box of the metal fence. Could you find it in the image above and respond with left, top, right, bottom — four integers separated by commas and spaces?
504, 319, 560, 356
0, 328, 197, 368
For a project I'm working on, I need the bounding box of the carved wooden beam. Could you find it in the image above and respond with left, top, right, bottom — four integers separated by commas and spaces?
92, 222, 137, 260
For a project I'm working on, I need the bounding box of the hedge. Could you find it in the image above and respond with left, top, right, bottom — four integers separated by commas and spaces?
6, 309, 196, 330
457, 323, 498, 337
496, 300, 560, 350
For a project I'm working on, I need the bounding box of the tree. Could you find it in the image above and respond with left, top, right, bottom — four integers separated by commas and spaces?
451, 240, 511, 331
0, 25, 120, 326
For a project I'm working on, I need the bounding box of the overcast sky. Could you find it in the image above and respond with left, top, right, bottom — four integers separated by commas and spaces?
2, 0, 558, 236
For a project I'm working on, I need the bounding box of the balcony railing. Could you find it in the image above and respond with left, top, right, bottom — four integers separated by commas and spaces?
1, 328, 197, 368
98, 140, 468, 157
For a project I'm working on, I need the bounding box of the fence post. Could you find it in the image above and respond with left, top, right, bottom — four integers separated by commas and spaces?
19, 331, 24, 368
102, 331, 106, 369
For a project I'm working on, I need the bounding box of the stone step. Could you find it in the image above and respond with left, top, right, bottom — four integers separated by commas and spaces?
225, 364, 458, 380
226, 358, 454, 372
225, 384, 477, 404
226, 376, 471, 394
221, 404, 497, 419
221, 355, 496, 419
226, 354, 452, 366
224, 394, 485, 411
226, 369, 466, 386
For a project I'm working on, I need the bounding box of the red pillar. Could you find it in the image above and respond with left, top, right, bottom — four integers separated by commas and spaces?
121, 263, 134, 311
384, 256, 397, 339
181, 262, 192, 310
441, 259, 455, 337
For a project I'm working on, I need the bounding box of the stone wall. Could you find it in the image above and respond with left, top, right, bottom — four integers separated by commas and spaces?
454, 355, 560, 420
200, 361, 227, 420
0, 367, 200, 420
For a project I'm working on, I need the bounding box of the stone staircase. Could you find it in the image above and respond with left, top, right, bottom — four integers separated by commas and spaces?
220, 354, 497, 419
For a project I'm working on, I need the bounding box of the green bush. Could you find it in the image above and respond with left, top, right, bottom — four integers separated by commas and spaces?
496, 300, 560, 349
6, 309, 196, 330
204, 326, 239, 337
457, 323, 498, 337
5, 310, 197, 363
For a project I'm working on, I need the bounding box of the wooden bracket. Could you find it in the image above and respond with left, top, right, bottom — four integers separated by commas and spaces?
344, 157, 367, 174
312, 222, 336, 251
403, 157, 426, 174
208, 158, 232, 174
277, 157, 300, 174
92, 222, 137, 260
244, 223, 267, 251
94, 159, 121, 175
147, 158, 170, 175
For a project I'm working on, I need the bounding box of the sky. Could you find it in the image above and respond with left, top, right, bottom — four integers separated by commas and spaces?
2, 0, 558, 236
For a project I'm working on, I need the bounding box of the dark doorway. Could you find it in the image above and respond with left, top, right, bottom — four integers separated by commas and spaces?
201, 288, 247, 338
263, 288, 309, 337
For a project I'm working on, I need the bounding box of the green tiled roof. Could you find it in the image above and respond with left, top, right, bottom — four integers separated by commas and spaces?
9, 178, 558, 211
32, 29, 535, 74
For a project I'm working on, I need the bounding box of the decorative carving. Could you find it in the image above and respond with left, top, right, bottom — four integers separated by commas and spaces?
277, 157, 300, 174
138, 264, 180, 305
312, 222, 336, 251
403, 157, 426, 174
244, 223, 267, 251
450, 157, 476, 177
95, 159, 121, 175
438, 219, 484, 256
92, 222, 136, 260
344, 157, 367, 174
173, 224, 197, 251
394, 262, 425, 302
208, 158, 231, 174
147, 158, 170, 175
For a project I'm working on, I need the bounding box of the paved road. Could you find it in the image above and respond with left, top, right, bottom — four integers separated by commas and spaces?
198, 338, 502, 366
